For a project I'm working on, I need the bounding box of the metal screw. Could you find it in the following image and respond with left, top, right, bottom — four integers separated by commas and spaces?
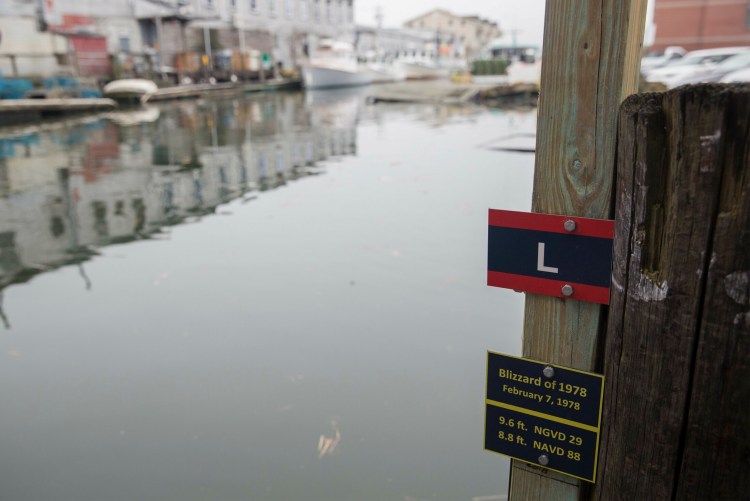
573, 159, 582, 170
564, 219, 577, 232
561, 284, 574, 297
538, 454, 549, 466
543, 366, 555, 379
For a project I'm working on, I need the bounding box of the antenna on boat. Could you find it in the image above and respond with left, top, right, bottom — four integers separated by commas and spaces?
375, 6, 383, 29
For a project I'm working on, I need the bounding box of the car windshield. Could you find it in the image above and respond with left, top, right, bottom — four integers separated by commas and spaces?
668, 52, 735, 66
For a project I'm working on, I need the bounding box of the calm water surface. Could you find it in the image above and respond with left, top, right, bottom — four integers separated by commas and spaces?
0, 87, 536, 501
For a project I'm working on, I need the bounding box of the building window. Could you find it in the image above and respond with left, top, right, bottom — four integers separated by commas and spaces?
119, 37, 131, 53
313, 0, 319, 21
299, 0, 307, 19
269, 0, 276, 16
230, 0, 236, 10
250, 0, 258, 13
326, 0, 332, 23
285, 0, 293, 17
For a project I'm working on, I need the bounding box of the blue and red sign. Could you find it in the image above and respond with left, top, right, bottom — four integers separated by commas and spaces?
487, 209, 615, 304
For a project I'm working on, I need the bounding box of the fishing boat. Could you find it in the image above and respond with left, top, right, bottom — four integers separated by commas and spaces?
393, 51, 452, 80
102, 78, 158, 105
301, 40, 372, 89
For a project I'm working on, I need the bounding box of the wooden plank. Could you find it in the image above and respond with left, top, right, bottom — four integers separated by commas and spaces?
509, 0, 647, 498
593, 84, 749, 499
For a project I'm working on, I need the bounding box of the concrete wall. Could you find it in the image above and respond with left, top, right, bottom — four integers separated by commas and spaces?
0, 17, 68, 77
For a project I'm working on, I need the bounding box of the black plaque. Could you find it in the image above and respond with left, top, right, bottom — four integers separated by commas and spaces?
484, 351, 605, 482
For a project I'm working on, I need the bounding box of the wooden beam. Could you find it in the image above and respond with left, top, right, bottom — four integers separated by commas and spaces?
508, 1, 647, 499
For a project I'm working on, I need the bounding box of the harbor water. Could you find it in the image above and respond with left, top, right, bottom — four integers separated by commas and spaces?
0, 87, 536, 500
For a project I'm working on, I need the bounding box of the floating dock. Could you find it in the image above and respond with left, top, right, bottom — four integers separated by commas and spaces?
0, 98, 117, 126
368, 81, 538, 106
146, 78, 301, 102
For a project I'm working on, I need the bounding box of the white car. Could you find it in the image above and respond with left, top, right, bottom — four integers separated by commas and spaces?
721, 67, 750, 83
671, 52, 750, 86
640, 46, 686, 75
645, 47, 750, 88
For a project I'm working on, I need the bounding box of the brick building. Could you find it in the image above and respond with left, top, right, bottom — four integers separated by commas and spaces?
652, 0, 750, 51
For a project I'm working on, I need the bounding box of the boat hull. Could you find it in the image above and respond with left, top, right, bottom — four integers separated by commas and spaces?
103, 79, 158, 105
301, 66, 372, 89
396, 62, 450, 80
365, 64, 407, 84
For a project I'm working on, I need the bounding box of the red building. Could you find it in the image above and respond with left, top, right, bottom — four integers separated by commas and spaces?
652, 0, 750, 51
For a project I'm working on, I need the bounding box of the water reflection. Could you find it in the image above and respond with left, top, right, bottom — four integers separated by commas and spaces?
0, 91, 360, 305
0, 88, 536, 500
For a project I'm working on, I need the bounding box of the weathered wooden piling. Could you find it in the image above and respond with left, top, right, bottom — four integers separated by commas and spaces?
593, 83, 750, 500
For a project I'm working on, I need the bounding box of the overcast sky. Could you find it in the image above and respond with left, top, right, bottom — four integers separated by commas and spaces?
354, 0, 548, 46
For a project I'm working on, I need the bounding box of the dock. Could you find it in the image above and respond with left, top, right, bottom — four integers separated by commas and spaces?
146, 78, 301, 102
0, 78, 302, 127
0, 98, 117, 126
146, 82, 238, 102
368, 81, 538, 106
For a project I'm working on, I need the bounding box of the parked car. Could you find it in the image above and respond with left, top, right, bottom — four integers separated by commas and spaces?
721, 67, 750, 83
640, 46, 686, 75
671, 51, 750, 87
645, 47, 750, 89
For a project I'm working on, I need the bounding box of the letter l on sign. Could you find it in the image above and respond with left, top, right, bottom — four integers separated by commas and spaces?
487, 209, 615, 304
537, 242, 559, 273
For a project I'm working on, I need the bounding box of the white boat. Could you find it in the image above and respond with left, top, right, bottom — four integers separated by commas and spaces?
359, 50, 406, 84
102, 78, 158, 105
364, 61, 407, 84
393, 51, 451, 80
397, 61, 448, 80
301, 40, 372, 89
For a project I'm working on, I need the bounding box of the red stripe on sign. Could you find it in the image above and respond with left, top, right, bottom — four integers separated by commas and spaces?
487, 271, 611, 305
488, 209, 615, 239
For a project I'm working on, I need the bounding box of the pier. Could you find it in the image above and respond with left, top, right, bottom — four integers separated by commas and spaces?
0, 79, 303, 126
0, 98, 117, 126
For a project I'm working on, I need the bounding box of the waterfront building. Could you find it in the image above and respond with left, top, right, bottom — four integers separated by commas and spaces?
0, 0, 356, 80
355, 26, 439, 61
402, 9, 501, 60
186, 0, 356, 74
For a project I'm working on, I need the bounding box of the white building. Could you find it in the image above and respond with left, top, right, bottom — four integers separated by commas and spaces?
186, 0, 356, 72
403, 9, 501, 59
0, 0, 356, 79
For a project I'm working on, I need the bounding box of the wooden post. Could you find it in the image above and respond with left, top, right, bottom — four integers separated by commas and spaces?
508, 1, 646, 499
593, 84, 750, 499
